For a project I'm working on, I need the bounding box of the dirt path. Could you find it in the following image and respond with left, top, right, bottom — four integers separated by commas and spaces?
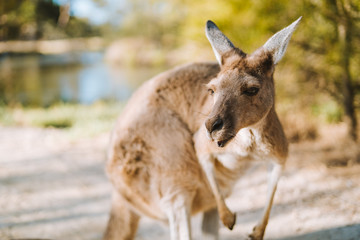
0, 126, 359, 240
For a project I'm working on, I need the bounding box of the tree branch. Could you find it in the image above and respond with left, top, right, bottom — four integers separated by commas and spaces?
343, 0, 360, 20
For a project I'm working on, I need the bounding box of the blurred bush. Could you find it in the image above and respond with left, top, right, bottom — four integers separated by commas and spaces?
0, 102, 125, 138
109, 0, 359, 140
0, 0, 100, 41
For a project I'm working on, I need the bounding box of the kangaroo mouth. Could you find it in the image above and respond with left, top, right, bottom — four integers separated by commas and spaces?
216, 135, 234, 148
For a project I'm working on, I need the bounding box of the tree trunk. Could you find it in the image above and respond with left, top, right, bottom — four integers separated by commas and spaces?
338, 20, 357, 140
58, 2, 70, 28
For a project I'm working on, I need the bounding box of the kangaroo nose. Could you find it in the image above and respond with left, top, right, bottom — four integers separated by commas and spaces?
206, 118, 224, 134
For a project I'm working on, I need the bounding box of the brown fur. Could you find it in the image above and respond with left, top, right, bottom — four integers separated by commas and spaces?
104, 18, 300, 240
104, 56, 286, 240
106, 63, 220, 223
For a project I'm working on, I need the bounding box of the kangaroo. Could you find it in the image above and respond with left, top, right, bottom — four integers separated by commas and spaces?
104, 17, 301, 240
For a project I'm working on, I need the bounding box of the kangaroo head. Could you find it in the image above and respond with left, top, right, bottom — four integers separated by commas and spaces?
205, 17, 301, 147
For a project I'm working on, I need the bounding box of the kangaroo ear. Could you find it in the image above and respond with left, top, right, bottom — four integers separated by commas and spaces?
263, 16, 302, 65
205, 20, 235, 65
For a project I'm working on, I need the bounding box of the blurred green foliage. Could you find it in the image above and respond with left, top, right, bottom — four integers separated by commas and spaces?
0, 0, 100, 40
311, 99, 343, 123
116, 0, 360, 138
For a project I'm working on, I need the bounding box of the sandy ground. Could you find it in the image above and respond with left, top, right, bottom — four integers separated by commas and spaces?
0, 125, 359, 240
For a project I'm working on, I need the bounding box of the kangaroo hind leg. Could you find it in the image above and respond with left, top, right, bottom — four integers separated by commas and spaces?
103, 192, 140, 240
163, 192, 195, 240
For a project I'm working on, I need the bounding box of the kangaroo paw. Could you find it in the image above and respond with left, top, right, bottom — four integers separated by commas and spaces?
219, 208, 236, 230
248, 225, 264, 240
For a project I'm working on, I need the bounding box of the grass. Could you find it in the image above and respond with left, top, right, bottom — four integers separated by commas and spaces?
0, 101, 126, 139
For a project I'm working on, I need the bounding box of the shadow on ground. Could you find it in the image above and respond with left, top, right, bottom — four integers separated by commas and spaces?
275, 224, 360, 240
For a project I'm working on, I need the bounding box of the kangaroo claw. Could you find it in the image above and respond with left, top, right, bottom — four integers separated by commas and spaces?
220, 208, 236, 230
248, 225, 264, 240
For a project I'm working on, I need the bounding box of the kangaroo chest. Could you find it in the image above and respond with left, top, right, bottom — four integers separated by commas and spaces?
211, 127, 272, 190
216, 127, 271, 162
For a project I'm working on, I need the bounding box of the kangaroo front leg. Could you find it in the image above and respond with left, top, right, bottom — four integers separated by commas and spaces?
199, 155, 236, 230
249, 163, 283, 240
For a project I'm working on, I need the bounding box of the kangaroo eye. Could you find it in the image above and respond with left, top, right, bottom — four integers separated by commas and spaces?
208, 89, 215, 96
243, 87, 259, 96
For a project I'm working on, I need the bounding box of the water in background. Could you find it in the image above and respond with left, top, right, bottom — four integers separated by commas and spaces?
0, 51, 164, 107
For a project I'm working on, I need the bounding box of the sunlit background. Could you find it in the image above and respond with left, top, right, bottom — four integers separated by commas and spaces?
0, 0, 359, 139
0, 1, 360, 240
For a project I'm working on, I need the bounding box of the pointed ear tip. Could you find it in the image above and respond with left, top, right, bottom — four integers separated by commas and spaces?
206, 20, 217, 30
285, 16, 302, 32
293, 16, 303, 26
